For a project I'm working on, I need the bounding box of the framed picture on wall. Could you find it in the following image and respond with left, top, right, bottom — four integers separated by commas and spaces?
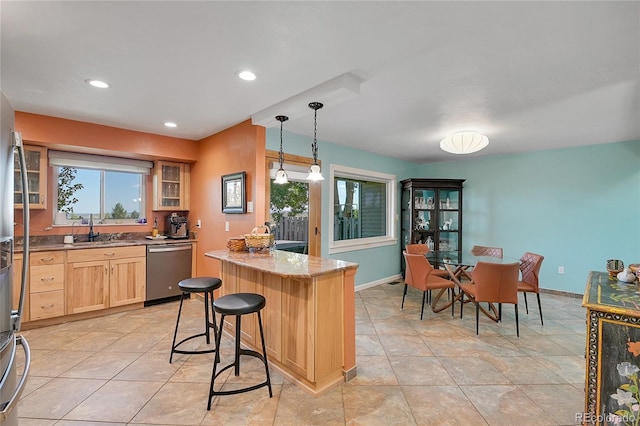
222, 171, 246, 213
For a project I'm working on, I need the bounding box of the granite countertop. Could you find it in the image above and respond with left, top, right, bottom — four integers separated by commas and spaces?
16, 237, 196, 253
205, 249, 358, 279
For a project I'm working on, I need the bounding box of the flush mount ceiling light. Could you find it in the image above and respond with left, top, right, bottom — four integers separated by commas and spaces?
274, 115, 289, 184
164, 122, 177, 128
85, 79, 109, 89
307, 102, 324, 181
237, 70, 256, 81
440, 131, 489, 154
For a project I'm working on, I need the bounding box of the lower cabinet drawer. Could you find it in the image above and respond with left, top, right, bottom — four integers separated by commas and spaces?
30, 290, 65, 320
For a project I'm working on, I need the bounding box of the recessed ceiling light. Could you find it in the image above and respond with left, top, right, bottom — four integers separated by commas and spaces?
164, 122, 177, 128
237, 70, 256, 81
85, 79, 109, 89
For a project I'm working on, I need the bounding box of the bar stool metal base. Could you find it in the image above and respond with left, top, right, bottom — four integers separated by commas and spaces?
170, 277, 222, 364
207, 293, 272, 410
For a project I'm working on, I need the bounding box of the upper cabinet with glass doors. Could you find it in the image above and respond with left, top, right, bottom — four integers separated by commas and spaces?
14, 145, 47, 209
400, 178, 465, 268
152, 161, 190, 211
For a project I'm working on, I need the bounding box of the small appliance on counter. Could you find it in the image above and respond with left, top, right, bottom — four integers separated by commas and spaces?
166, 213, 188, 239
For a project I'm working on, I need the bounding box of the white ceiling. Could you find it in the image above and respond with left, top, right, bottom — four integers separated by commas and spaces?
1, 1, 639, 164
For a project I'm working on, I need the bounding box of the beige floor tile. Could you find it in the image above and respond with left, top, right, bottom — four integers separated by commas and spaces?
379, 333, 434, 357
114, 351, 183, 381
519, 383, 584, 425
461, 385, 557, 425
403, 385, 489, 425
441, 356, 511, 385
273, 383, 344, 425
131, 381, 210, 424
351, 355, 398, 385
60, 351, 141, 379
28, 350, 94, 377
18, 377, 105, 419
389, 356, 455, 386
483, 355, 567, 384
63, 380, 164, 423
16, 285, 589, 425
343, 384, 416, 425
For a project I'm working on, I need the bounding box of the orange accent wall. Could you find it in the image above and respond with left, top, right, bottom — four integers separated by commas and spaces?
13, 112, 199, 237
190, 119, 266, 278
15, 112, 198, 161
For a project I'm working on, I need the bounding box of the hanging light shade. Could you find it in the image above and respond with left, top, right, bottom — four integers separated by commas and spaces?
274, 115, 289, 184
307, 101, 325, 181
440, 131, 489, 154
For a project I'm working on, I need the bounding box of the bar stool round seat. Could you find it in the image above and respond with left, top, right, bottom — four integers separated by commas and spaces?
207, 292, 272, 410
169, 277, 222, 363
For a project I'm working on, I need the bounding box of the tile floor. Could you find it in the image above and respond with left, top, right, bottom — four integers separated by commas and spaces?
16, 282, 586, 425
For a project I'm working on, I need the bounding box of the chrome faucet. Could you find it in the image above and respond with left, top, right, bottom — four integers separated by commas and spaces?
88, 214, 100, 242
71, 221, 80, 242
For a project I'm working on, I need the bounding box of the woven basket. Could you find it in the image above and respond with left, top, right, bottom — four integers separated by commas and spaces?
244, 225, 273, 249
227, 237, 247, 252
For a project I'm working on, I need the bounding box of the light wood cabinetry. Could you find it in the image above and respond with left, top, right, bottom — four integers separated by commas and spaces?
12, 253, 28, 322
66, 246, 146, 314
152, 161, 190, 211
14, 145, 47, 209
209, 250, 357, 394
29, 251, 65, 320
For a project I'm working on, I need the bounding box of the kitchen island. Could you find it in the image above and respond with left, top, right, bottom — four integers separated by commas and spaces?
582, 271, 640, 425
205, 249, 358, 396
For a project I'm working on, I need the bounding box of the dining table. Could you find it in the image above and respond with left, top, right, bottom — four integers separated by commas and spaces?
428, 251, 520, 321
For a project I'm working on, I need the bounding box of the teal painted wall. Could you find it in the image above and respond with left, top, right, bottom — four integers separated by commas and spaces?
423, 140, 640, 294
267, 127, 640, 294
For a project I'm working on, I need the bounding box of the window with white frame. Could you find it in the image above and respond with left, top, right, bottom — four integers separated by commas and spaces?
50, 151, 151, 225
329, 164, 396, 254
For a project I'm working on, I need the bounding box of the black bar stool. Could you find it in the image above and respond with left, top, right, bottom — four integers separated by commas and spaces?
207, 292, 272, 410
170, 276, 222, 363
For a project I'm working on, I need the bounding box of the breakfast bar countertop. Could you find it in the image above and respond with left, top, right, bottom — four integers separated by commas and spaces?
204, 249, 358, 279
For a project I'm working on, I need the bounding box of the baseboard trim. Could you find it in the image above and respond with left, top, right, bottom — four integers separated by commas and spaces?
355, 274, 402, 292
540, 288, 583, 299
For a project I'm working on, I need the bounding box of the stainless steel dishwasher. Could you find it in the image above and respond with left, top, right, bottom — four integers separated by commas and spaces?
146, 243, 192, 305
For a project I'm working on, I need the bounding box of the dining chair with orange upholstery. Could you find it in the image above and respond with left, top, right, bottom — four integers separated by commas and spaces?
518, 252, 545, 326
458, 261, 521, 336
403, 251, 456, 320
405, 244, 450, 278
471, 245, 504, 259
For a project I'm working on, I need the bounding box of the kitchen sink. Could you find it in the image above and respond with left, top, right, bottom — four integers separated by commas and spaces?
71, 240, 139, 247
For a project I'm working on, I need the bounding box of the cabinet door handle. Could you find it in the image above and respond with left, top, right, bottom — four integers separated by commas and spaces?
42, 304, 54, 310
40, 277, 54, 282
111, 265, 114, 274
41, 257, 55, 263
104, 252, 115, 257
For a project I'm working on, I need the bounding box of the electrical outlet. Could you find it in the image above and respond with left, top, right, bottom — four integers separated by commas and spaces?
196, 219, 201, 228
558, 266, 565, 274
225, 221, 230, 232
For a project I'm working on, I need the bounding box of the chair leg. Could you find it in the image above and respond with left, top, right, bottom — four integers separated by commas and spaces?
256, 311, 273, 397
460, 292, 464, 319
204, 292, 211, 344
451, 289, 455, 317
170, 292, 187, 364
475, 303, 480, 335
420, 291, 426, 320
514, 304, 520, 337
536, 293, 544, 326
401, 284, 408, 310
523, 292, 529, 314
498, 303, 502, 322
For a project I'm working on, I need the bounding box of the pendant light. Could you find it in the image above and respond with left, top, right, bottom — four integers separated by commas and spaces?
307, 101, 324, 181
274, 115, 289, 184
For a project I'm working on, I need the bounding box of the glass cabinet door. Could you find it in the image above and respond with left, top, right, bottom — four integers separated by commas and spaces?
153, 161, 190, 211
14, 146, 47, 209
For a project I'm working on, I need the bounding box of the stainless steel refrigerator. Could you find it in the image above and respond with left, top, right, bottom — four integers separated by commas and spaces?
0, 91, 31, 425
